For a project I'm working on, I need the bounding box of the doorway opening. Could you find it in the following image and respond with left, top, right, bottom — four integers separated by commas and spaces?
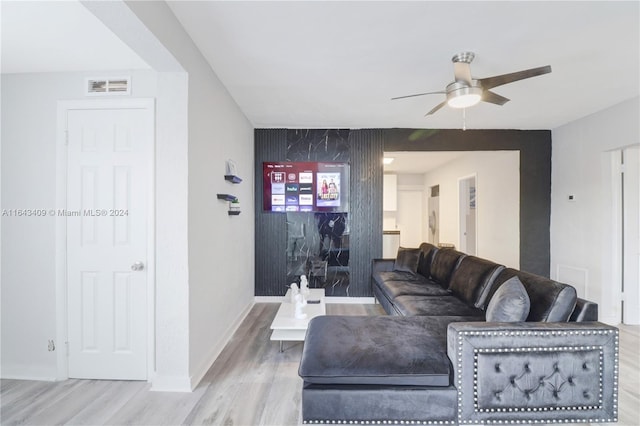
458, 175, 477, 255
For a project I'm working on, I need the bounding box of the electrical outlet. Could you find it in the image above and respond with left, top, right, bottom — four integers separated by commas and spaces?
48, 340, 55, 352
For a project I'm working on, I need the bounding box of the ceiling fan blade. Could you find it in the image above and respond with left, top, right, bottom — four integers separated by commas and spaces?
482, 90, 510, 106
454, 62, 473, 85
391, 91, 445, 101
478, 65, 551, 90
425, 100, 447, 116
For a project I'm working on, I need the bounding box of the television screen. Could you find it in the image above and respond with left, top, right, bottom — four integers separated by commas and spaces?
263, 162, 349, 212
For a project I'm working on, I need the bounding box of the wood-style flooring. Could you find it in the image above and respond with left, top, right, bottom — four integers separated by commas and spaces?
1, 303, 638, 426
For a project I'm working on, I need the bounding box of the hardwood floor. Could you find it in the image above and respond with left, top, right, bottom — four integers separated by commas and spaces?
1, 304, 638, 426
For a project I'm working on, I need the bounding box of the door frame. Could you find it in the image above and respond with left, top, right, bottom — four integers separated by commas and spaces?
607, 145, 640, 325
458, 173, 478, 255
55, 98, 156, 381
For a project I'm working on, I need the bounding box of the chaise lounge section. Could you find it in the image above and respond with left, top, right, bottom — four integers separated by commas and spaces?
299, 243, 618, 424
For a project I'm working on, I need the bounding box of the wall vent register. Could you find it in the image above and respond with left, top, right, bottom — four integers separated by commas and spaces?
85, 77, 131, 96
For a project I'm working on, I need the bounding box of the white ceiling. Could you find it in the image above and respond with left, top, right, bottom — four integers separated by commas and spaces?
2, 1, 637, 130
167, 1, 639, 130
384, 151, 467, 174
0, 1, 149, 74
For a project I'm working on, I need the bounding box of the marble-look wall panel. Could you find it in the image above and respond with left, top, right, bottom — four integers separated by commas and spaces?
286, 129, 350, 162
285, 129, 351, 296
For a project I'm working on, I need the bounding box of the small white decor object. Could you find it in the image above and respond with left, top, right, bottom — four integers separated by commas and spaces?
225, 159, 237, 176
294, 293, 308, 319
290, 283, 299, 304
300, 274, 310, 296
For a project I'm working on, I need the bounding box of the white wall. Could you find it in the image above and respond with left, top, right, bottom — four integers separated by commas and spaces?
2, 0, 255, 391
551, 96, 640, 325
423, 151, 520, 268
395, 174, 425, 247
124, 1, 255, 390
0, 70, 158, 380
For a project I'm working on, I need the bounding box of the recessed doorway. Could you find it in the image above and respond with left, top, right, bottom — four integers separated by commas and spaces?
458, 175, 477, 255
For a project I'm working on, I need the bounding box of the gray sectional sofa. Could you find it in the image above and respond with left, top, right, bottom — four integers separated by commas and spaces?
299, 243, 619, 425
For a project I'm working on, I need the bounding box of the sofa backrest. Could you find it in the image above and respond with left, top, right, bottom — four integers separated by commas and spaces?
417, 243, 438, 278
489, 268, 577, 322
430, 248, 466, 287
448, 256, 505, 309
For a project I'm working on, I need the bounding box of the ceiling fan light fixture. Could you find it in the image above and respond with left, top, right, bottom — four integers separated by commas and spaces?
447, 86, 482, 109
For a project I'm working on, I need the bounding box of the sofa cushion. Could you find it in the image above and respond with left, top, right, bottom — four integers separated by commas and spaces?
393, 247, 421, 273
489, 268, 577, 322
299, 316, 452, 387
417, 243, 438, 278
430, 249, 466, 287
378, 279, 452, 300
485, 276, 530, 322
448, 256, 505, 309
393, 295, 486, 318
372, 271, 426, 292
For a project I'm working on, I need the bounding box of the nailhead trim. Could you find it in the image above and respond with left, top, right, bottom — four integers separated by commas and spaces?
302, 421, 455, 425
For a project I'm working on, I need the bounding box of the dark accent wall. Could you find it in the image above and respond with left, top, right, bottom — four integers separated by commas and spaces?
255, 128, 551, 297
383, 129, 551, 276
348, 130, 384, 296
255, 129, 383, 297
254, 129, 287, 296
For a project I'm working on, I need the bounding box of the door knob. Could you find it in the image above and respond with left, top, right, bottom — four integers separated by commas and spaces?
131, 261, 145, 271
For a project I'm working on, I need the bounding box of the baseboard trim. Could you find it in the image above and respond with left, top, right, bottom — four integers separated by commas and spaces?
254, 295, 375, 304
1, 375, 57, 382
0, 365, 58, 382
254, 296, 283, 303
187, 300, 255, 391
325, 297, 376, 304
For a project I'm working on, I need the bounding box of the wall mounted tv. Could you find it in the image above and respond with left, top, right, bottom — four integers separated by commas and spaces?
262, 162, 349, 213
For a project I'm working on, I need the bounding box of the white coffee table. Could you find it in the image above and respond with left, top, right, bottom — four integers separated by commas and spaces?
270, 288, 325, 352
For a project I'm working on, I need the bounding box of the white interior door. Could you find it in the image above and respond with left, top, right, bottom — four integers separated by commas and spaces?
398, 190, 424, 248
623, 146, 639, 324
66, 104, 152, 380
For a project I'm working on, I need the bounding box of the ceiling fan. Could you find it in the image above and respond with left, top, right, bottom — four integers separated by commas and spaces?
392, 52, 551, 116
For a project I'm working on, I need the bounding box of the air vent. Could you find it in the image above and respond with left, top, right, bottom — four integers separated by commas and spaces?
85, 76, 131, 96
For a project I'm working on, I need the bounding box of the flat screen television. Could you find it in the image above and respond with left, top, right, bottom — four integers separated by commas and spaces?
262, 161, 349, 212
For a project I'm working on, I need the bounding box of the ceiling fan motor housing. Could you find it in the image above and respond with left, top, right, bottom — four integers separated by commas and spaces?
452, 52, 475, 64
446, 81, 482, 108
